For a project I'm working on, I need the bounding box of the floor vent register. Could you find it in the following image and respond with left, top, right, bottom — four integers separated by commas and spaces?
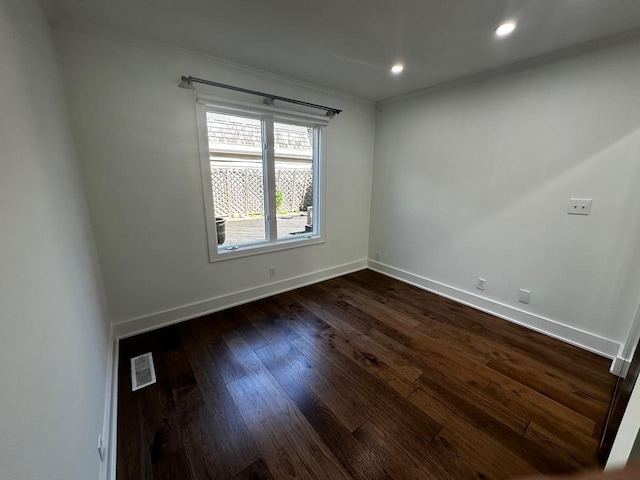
130, 352, 156, 391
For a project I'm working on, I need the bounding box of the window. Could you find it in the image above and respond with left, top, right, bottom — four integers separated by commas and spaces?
195, 99, 326, 261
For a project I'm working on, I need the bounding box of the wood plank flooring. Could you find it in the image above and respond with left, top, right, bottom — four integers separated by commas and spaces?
116, 269, 617, 480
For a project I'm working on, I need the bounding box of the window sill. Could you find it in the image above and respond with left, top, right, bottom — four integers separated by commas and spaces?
209, 235, 324, 263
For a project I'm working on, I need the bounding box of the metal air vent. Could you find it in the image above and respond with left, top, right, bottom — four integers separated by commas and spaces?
130, 352, 156, 391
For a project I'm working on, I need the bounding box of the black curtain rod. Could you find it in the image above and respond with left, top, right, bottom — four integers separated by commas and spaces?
179, 75, 342, 116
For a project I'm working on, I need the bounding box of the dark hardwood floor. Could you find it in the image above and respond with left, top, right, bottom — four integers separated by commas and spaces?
116, 269, 617, 480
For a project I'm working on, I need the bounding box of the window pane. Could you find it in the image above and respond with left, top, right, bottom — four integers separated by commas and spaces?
273, 122, 314, 239
207, 112, 267, 248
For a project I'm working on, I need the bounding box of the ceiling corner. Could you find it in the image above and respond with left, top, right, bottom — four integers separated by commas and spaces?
35, 0, 56, 25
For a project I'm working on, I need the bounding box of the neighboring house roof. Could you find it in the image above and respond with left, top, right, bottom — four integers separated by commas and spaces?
207, 113, 313, 159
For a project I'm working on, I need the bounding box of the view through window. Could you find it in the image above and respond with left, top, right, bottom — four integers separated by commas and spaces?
274, 121, 314, 239
207, 112, 267, 246
205, 110, 319, 255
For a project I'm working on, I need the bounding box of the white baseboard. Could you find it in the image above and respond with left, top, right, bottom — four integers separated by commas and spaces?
368, 260, 620, 362
610, 356, 632, 377
104, 259, 365, 478
113, 260, 368, 339
102, 257, 621, 479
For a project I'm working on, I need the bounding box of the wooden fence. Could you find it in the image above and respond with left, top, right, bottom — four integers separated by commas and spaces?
211, 166, 313, 217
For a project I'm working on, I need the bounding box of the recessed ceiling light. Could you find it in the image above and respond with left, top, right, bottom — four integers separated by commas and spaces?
391, 64, 404, 74
496, 22, 516, 37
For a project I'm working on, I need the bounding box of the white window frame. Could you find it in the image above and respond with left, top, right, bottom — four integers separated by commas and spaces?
194, 94, 327, 263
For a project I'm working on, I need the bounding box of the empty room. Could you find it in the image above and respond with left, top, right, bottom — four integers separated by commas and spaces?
4, 0, 640, 479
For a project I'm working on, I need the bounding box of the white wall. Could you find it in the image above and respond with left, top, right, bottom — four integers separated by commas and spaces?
369, 39, 640, 357
52, 28, 376, 327
0, 2, 111, 479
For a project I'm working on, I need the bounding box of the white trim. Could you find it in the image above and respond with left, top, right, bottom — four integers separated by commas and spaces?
99, 326, 119, 480
264, 116, 277, 242
610, 356, 633, 378
113, 260, 367, 339
194, 100, 219, 262
196, 94, 331, 124
102, 259, 621, 478
106, 260, 365, 476
377, 28, 640, 107
197, 103, 326, 262
606, 378, 640, 470
614, 298, 640, 376
214, 237, 325, 262
106, 338, 119, 480
316, 126, 327, 242
367, 260, 620, 361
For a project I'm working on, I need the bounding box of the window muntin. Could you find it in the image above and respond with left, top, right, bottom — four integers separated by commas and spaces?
200, 104, 324, 261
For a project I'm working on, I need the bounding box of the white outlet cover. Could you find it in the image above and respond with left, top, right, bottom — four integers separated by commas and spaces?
568, 198, 592, 215
476, 278, 486, 291
519, 289, 531, 304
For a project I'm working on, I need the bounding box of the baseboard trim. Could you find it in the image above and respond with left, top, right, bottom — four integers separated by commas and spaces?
610, 356, 632, 377
113, 260, 368, 339
368, 260, 620, 361
102, 257, 620, 479
104, 259, 365, 478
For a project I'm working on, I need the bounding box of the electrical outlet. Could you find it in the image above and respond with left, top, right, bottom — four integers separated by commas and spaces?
519, 289, 531, 304
374, 251, 382, 262
476, 278, 486, 291
269, 266, 276, 277
568, 198, 592, 215
98, 434, 105, 462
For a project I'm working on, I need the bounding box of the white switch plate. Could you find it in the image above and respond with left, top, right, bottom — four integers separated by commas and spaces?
476, 278, 486, 291
375, 251, 382, 261
568, 198, 592, 215
519, 289, 531, 304
269, 266, 276, 277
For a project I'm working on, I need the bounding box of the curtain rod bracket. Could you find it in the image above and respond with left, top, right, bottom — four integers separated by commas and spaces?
179, 76, 195, 90
263, 97, 275, 106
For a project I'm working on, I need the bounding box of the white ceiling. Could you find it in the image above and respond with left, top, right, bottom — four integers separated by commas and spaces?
46, 0, 640, 101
